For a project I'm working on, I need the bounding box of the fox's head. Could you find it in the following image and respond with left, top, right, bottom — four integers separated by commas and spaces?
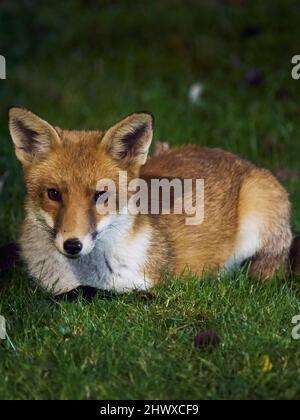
9, 107, 153, 258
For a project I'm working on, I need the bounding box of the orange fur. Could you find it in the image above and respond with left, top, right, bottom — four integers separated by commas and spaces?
9, 108, 293, 293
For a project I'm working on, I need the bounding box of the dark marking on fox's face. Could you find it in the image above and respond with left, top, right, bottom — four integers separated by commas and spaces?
120, 123, 148, 159
15, 120, 39, 154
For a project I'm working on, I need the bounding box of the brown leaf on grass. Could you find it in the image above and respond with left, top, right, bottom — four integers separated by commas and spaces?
73, 327, 83, 336
242, 68, 264, 87
260, 134, 285, 157
194, 330, 221, 350
273, 167, 298, 181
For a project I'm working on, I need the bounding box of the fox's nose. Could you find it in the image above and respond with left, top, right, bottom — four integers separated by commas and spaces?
63, 239, 83, 256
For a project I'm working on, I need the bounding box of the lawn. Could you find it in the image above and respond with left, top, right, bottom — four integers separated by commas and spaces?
0, 0, 300, 400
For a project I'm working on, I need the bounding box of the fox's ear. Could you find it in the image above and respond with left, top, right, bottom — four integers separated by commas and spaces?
101, 112, 153, 167
8, 107, 61, 166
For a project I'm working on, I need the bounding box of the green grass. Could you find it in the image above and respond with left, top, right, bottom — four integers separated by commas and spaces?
1, 0, 300, 400
0, 272, 300, 399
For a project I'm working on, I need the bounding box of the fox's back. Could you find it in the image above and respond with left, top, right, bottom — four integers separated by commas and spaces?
143, 145, 254, 183
142, 145, 255, 237
142, 145, 285, 275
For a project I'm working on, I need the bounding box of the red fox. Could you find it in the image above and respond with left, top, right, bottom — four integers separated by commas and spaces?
9, 107, 292, 295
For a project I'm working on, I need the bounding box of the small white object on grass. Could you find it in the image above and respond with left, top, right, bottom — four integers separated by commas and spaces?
0, 315, 6, 340
154, 142, 170, 157
188, 82, 204, 105
0, 314, 16, 350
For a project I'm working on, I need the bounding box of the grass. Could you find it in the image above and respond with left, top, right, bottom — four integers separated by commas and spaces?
1, 0, 300, 399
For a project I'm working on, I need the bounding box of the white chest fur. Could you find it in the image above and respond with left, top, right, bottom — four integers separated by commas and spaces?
22, 213, 153, 295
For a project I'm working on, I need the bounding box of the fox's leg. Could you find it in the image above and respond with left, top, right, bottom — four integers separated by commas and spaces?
237, 169, 292, 280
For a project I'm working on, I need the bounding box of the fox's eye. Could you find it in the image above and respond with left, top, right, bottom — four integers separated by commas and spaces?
47, 189, 61, 202
94, 191, 108, 204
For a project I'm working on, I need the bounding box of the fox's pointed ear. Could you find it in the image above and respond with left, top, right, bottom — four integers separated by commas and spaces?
100, 112, 154, 167
8, 107, 61, 166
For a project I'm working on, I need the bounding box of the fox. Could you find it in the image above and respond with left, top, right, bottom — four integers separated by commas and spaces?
8, 107, 292, 295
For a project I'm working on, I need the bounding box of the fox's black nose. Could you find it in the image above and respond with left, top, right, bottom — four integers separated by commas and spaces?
63, 239, 83, 256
